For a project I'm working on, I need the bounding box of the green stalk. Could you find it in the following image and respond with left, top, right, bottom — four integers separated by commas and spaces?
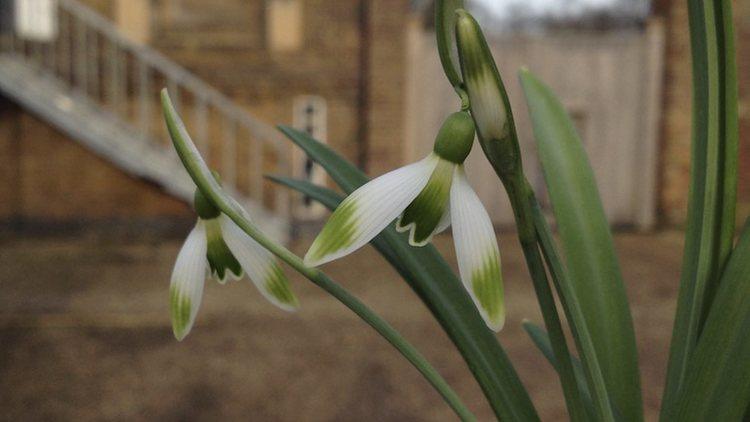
162, 90, 476, 422
530, 195, 620, 422
436, 0, 469, 106
502, 175, 593, 422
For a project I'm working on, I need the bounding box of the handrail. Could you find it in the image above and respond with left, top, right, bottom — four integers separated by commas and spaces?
1, 0, 291, 222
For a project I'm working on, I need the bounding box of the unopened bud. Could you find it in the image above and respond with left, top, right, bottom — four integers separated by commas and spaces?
455, 10, 509, 143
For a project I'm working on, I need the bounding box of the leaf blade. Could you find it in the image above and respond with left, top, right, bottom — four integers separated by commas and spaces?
667, 220, 750, 421
520, 70, 642, 421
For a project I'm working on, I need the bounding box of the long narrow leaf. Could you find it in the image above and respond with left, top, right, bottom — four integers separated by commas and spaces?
665, 220, 750, 420
274, 127, 539, 421
520, 70, 642, 421
662, 0, 739, 410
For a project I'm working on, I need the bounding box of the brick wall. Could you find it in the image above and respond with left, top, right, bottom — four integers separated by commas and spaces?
0, 101, 189, 225
365, 0, 411, 175
149, 0, 364, 166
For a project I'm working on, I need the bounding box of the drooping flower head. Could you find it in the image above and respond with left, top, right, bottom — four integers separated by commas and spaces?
170, 188, 299, 340
305, 112, 505, 331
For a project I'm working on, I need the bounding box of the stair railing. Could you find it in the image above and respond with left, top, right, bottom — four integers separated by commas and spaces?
0, 0, 291, 224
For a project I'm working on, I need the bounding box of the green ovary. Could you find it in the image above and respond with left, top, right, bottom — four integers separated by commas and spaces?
471, 252, 504, 323
398, 159, 454, 245
205, 218, 243, 282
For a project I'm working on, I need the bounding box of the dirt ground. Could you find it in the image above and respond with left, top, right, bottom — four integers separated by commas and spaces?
0, 229, 683, 421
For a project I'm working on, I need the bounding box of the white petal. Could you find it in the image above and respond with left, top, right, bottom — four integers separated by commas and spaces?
220, 215, 299, 311
450, 166, 505, 331
435, 204, 452, 235
170, 220, 208, 341
304, 154, 439, 266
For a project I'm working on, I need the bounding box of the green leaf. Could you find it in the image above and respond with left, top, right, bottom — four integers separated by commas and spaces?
665, 220, 750, 420
520, 70, 642, 421
273, 128, 540, 421
436, 0, 465, 90
662, 0, 739, 411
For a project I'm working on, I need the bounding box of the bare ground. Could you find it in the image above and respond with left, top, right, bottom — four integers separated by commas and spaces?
0, 230, 683, 421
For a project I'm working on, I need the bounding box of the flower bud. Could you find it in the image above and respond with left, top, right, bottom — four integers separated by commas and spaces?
455, 9, 508, 142
432, 111, 476, 164
455, 9, 522, 176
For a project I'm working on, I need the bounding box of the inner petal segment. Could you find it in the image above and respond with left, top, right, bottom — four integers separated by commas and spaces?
397, 159, 455, 246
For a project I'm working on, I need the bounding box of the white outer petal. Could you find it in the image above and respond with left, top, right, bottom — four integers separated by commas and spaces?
304, 154, 439, 266
220, 215, 298, 311
170, 220, 208, 341
450, 166, 505, 331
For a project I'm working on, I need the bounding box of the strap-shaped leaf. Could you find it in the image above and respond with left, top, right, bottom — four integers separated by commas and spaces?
665, 220, 750, 420
520, 70, 642, 421
662, 0, 739, 410
273, 127, 539, 421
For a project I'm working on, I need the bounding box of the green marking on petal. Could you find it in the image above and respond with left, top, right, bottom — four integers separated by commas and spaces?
470, 250, 505, 329
263, 263, 299, 310
305, 199, 359, 265
170, 285, 193, 340
397, 159, 454, 246
205, 218, 243, 283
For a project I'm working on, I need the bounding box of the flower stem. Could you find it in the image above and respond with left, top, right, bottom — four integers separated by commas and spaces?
162, 90, 475, 421
504, 177, 590, 422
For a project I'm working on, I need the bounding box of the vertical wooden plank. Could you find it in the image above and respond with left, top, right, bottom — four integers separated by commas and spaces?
635, 19, 666, 229
252, 135, 263, 202
222, 114, 237, 190
137, 60, 151, 140
193, 94, 209, 157
74, 16, 87, 94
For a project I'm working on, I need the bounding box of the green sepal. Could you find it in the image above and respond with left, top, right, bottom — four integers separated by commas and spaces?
204, 218, 243, 283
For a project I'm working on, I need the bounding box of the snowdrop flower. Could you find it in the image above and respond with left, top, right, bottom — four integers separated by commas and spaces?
305, 111, 504, 331
170, 189, 298, 340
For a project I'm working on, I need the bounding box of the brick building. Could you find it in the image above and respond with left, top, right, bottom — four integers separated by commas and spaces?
0, 0, 747, 232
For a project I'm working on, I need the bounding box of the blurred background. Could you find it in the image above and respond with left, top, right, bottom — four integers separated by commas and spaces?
0, 0, 748, 420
